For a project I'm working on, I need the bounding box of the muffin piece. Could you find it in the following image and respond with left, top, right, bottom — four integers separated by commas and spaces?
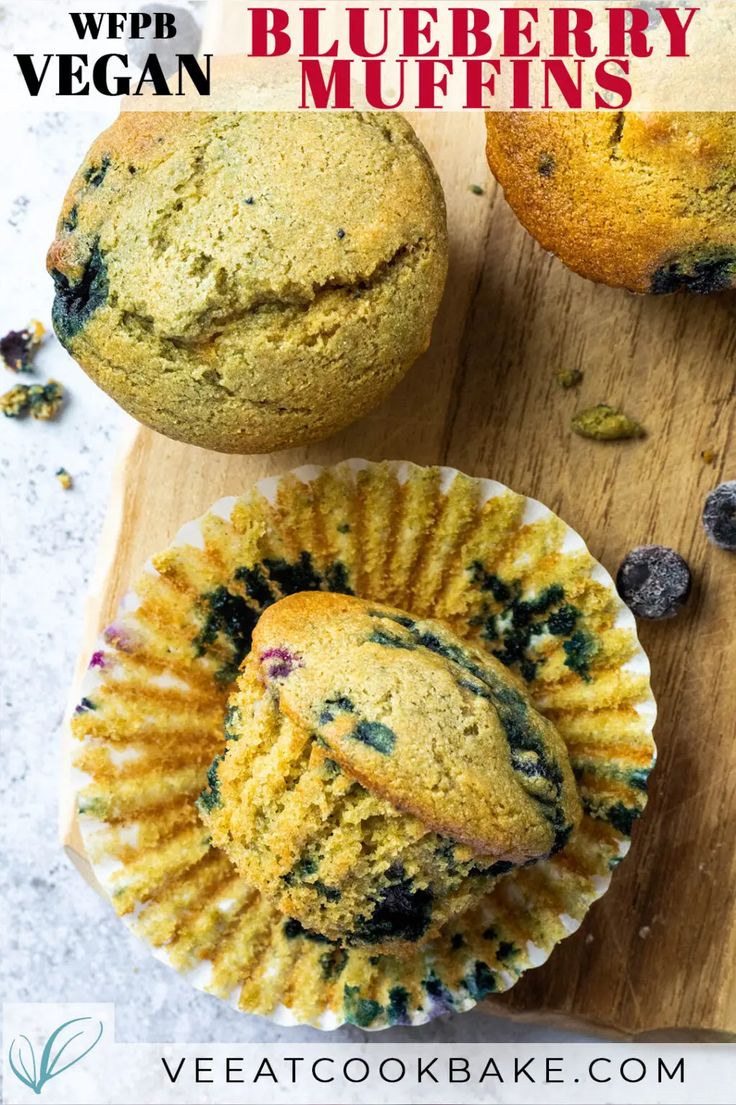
47, 109, 447, 454
199, 593, 581, 951
485, 112, 736, 293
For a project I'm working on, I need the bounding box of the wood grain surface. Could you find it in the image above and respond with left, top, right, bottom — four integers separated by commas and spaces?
60, 101, 736, 1039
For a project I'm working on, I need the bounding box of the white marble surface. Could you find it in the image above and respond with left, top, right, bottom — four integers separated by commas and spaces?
0, 101, 594, 1047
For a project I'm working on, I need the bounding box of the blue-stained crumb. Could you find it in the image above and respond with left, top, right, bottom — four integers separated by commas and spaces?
435, 839, 459, 874
319, 947, 348, 981
319, 696, 356, 725
343, 985, 383, 1027
281, 856, 318, 887
264, 553, 324, 594
194, 585, 258, 680
83, 155, 111, 189
197, 753, 225, 813
263, 552, 354, 598
351, 720, 396, 755
223, 704, 241, 740
324, 562, 353, 594
547, 604, 578, 636
313, 881, 341, 902
282, 918, 333, 944
562, 630, 596, 680
628, 768, 650, 792
651, 251, 736, 295
462, 960, 497, 1001
469, 561, 585, 684
51, 241, 109, 348
422, 971, 455, 1015
234, 564, 275, 608
387, 986, 411, 1025
606, 802, 641, 837
351, 871, 433, 945
74, 696, 97, 714
62, 205, 78, 232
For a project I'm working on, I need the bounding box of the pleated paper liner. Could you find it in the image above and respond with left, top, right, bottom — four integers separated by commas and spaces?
70, 460, 656, 1030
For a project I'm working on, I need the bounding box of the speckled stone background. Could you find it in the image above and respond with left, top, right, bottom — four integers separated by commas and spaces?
0, 1, 591, 1051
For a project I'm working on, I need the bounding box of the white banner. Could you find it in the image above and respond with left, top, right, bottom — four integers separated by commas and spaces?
3, 1004, 736, 1105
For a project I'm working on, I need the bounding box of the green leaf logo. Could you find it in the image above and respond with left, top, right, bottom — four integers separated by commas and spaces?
8, 1017, 103, 1095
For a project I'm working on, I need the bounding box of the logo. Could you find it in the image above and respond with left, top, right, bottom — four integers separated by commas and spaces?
7, 1016, 103, 1096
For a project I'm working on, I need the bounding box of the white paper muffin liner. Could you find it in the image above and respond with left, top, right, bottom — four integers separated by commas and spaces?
69, 459, 656, 1030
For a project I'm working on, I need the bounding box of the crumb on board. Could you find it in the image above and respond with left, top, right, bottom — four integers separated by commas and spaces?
55, 467, 73, 490
556, 368, 583, 389
572, 404, 645, 441
701, 449, 716, 465
638, 925, 651, 939
469, 183, 485, 195
1, 379, 64, 420
0, 319, 45, 372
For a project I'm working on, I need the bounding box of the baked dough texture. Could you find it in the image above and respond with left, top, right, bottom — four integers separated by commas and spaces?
200, 592, 581, 952
47, 111, 448, 453
485, 111, 736, 294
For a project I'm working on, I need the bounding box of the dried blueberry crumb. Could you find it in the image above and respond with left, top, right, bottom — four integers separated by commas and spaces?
451, 933, 466, 950
336, 228, 346, 239
469, 184, 484, 195
616, 545, 692, 619
538, 152, 556, 177
1, 319, 44, 372
244, 196, 255, 205
702, 481, 736, 551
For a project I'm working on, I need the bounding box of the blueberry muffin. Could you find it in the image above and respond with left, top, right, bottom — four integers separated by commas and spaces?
47, 111, 447, 453
485, 112, 736, 293
199, 592, 582, 953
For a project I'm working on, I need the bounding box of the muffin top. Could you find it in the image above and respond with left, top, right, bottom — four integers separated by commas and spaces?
485, 111, 736, 293
251, 592, 581, 863
47, 108, 447, 453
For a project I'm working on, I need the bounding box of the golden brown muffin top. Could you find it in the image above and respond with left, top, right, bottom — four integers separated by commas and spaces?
251, 592, 582, 863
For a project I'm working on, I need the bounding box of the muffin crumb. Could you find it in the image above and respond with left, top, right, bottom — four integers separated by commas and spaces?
56, 467, 73, 489
556, 368, 583, 389
572, 404, 645, 441
1, 379, 64, 420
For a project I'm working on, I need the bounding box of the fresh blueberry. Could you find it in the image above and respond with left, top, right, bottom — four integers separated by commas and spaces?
702, 481, 736, 551
616, 545, 692, 619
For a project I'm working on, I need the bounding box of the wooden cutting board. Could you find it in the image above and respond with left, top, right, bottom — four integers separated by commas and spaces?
61, 3, 736, 1042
